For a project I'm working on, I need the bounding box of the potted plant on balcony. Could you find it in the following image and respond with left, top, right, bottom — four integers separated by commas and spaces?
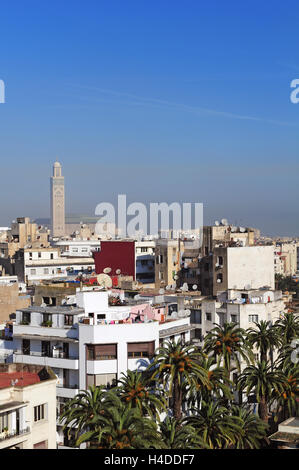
42, 320, 53, 327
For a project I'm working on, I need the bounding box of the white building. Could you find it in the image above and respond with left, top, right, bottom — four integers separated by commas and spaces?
0, 363, 57, 449
135, 240, 155, 285
16, 247, 95, 284
53, 239, 101, 258
226, 246, 275, 290
0, 289, 191, 447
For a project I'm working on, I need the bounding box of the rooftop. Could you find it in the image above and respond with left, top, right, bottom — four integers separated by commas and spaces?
0, 364, 56, 390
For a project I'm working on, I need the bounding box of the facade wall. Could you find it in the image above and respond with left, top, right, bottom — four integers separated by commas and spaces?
227, 246, 275, 290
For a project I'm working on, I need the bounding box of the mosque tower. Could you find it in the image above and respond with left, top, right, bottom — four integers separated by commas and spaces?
50, 161, 65, 237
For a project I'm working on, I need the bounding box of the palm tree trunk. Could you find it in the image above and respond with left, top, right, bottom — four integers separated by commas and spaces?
258, 396, 268, 423
173, 376, 182, 420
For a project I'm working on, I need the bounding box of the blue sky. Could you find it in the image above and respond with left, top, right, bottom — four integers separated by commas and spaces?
0, 0, 299, 235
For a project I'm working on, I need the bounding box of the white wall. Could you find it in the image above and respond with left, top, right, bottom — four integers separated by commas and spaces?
227, 246, 275, 290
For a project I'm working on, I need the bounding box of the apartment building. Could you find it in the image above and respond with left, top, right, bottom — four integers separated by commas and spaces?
0, 276, 30, 323
0, 289, 191, 447
13, 247, 95, 284
274, 242, 298, 276
0, 363, 57, 449
135, 240, 155, 285
201, 245, 275, 296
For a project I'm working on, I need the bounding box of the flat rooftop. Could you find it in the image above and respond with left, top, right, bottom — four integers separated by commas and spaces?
18, 306, 84, 315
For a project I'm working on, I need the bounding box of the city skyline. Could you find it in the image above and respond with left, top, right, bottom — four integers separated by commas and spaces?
0, 1, 299, 236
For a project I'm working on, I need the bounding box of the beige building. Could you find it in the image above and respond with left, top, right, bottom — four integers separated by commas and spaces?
274, 242, 298, 276
50, 161, 65, 238
0, 278, 30, 323
0, 363, 57, 449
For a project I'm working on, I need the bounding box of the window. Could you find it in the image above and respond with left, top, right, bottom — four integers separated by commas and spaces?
86, 344, 117, 360
0, 412, 9, 432
22, 312, 31, 324
64, 315, 73, 326
204, 263, 209, 272
141, 247, 148, 253
87, 374, 117, 389
43, 268, 49, 274
231, 315, 238, 323
127, 341, 155, 358
41, 341, 51, 357
248, 315, 258, 323
34, 404, 46, 422
42, 313, 52, 325
50, 253, 54, 260
206, 312, 212, 321
38, 252, 41, 258
216, 273, 223, 283
217, 256, 223, 266
30, 269, 36, 275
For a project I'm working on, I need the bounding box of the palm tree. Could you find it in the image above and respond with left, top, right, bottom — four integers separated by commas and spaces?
229, 405, 268, 449
116, 370, 166, 418
59, 385, 107, 442
271, 359, 299, 421
159, 416, 207, 449
204, 322, 252, 376
185, 400, 240, 449
148, 340, 209, 419
237, 361, 285, 423
275, 313, 299, 345
76, 391, 161, 449
187, 355, 233, 408
246, 320, 281, 365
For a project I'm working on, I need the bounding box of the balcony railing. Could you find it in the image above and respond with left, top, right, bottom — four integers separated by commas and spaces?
14, 351, 79, 360
0, 426, 30, 443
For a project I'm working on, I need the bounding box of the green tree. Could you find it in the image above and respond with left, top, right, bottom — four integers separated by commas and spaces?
237, 361, 285, 423
229, 405, 268, 449
116, 370, 166, 418
185, 400, 240, 449
159, 416, 207, 449
59, 386, 108, 442
275, 313, 299, 345
149, 340, 209, 419
77, 391, 161, 449
246, 320, 281, 364
203, 323, 252, 391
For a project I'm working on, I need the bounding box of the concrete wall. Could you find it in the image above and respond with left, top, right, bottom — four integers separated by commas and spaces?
227, 246, 275, 290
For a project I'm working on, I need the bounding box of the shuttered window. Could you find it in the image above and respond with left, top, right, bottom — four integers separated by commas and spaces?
127, 341, 155, 358
86, 344, 117, 360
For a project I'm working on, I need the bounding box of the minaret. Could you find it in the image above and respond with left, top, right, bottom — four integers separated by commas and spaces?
50, 161, 65, 237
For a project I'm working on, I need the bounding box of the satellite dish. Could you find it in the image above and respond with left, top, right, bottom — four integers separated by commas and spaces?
97, 274, 112, 288
173, 275, 179, 280
181, 283, 189, 292
103, 267, 112, 274
192, 284, 198, 290
239, 227, 246, 233
159, 288, 165, 295
221, 219, 228, 226
134, 294, 140, 300
231, 226, 237, 232
215, 220, 220, 226
115, 269, 121, 275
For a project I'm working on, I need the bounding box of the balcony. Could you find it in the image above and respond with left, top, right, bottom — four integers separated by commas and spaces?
13, 351, 79, 370
56, 384, 79, 399
0, 426, 30, 449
